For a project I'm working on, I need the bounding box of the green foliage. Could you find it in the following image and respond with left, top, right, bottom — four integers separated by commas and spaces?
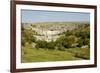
47, 41, 55, 49
77, 38, 83, 47
63, 30, 72, 36
21, 37, 26, 46
35, 40, 47, 49
55, 35, 77, 48
63, 24, 90, 48
21, 25, 36, 46
55, 44, 65, 51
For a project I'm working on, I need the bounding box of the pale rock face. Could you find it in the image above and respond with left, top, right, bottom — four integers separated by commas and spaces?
22, 22, 80, 42
34, 30, 61, 42
81, 45, 88, 49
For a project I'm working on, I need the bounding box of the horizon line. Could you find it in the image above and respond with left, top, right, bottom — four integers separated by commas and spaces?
22, 21, 90, 24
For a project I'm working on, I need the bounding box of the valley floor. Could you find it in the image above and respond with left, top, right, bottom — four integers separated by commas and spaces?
21, 47, 90, 63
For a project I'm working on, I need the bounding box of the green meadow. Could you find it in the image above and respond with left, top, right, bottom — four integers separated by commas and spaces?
21, 47, 89, 63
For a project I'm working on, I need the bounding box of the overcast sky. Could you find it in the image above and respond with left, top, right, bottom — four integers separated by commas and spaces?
21, 10, 90, 23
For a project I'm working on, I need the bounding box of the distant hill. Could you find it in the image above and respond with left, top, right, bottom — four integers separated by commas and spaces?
21, 22, 89, 42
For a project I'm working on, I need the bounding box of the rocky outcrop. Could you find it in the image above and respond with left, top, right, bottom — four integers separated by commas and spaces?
22, 22, 86, 42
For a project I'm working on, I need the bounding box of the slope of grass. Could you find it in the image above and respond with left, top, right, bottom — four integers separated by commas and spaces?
66, 48, 90, 59
21, 47, 89, 63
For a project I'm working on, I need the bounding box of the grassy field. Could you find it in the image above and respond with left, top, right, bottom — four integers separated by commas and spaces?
21, 47, 90, 63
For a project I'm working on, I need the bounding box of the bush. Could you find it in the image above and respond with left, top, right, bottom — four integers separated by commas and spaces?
21, 37, 26, 46
55, 44, 65, 51
55, 35, 77, 48
35, 40, 48, 49
64, 30, 73, 36
47, 41, 55, 49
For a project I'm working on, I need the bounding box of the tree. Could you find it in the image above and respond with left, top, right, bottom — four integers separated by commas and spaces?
47, 41, 55, 49
55, 35, 76, 48
63, 30, 73, 36
21, 25, 36, 46
55, 44, 65, 51
35, 40, 47, 49
21, 37, 26, 46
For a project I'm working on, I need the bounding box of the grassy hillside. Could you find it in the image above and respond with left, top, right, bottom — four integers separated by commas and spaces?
22, 47, 89, 63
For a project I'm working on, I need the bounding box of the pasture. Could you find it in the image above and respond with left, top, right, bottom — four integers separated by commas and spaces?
21, 47, 90, 63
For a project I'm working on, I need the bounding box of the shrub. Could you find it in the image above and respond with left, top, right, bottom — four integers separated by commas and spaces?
21, 37, 26, 46
47, 41, 55, 49
55, 44, 65, 51
35, 40, 48, 49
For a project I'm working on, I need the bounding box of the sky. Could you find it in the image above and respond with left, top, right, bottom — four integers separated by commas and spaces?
21, 9, 90, 23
